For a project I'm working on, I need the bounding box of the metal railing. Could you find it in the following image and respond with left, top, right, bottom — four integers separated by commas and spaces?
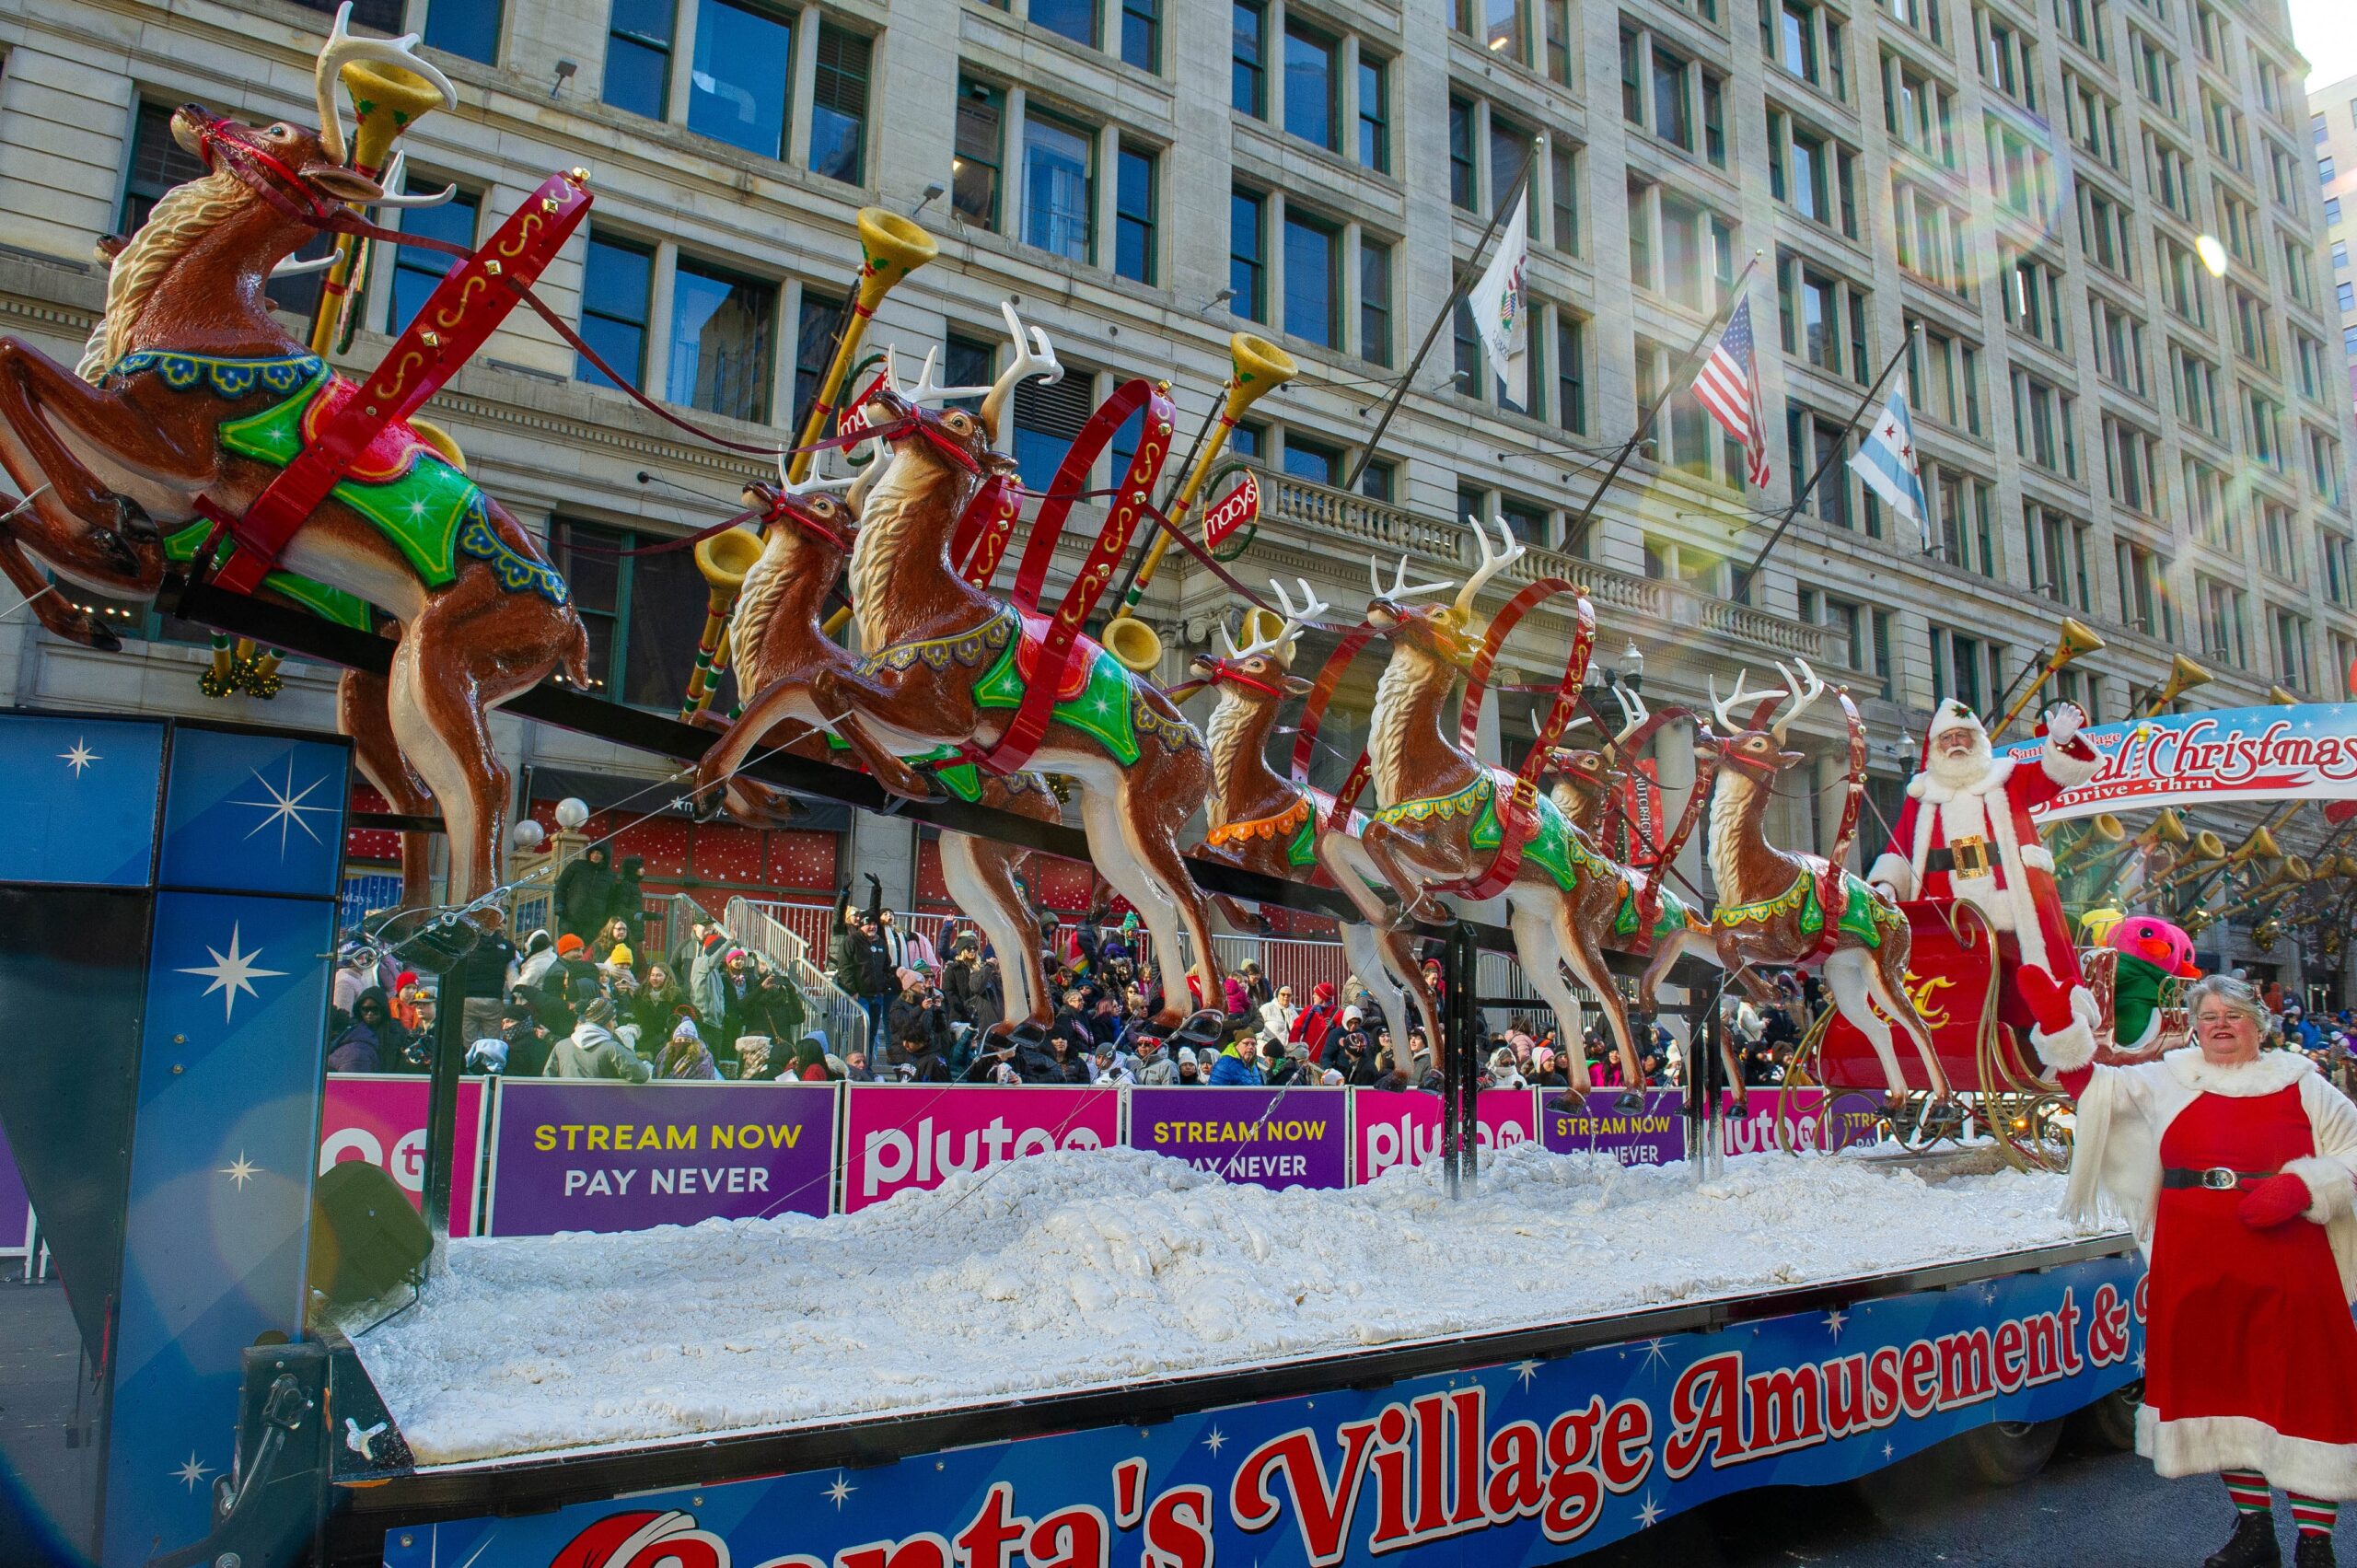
724, 895, 869, 1058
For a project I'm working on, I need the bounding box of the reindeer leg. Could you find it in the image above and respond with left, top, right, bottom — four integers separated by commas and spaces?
694, 675, 822, 819
0, 343, 186, 575
1358, 819, 1454, 927
0, 528, 117, 649
1553, 896, 1647, 1109
803, 664, 951, 802
1866, 932, 1954, 1109
338, 666, 437, 909
1824, 947, 1910, 1109
1510, 898, 1595, 1098
1322, 834, 1442, 1047
940, 832, 1048, 1039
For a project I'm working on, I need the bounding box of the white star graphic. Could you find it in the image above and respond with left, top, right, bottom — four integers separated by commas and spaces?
1882, 1440, 1895, 1459
220, 1152, 259, 1190
1823, 1309, 1848, 1341
229, 757, 335, 859
1203, 1425, 1226, 1455
171, 1451, 212, 1491
1640, 1338, 1671, 1373
1514, 1360, 1541, 1389
59, 738, 100, 775
824, 1473, 855, 1507
177, 923, 287, 1023
1633, 1493, 1664, 1529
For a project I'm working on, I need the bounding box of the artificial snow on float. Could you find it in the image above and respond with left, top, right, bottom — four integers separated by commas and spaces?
357, 1143, 2105, 1466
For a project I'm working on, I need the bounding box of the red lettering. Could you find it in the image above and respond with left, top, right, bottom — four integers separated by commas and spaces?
1665, 1353, 1744, 1477
1141, 1487, 1213, 1568
1866, 1348, 1902, 1426
1228, 1419, 1383, 1567
1600, 1400, 1653, 1493
1449, 1388, 1488, 1527
1367, 1429, 1413, 1549
2057, 1288, 2084, 1375
1900, 1342, 1939, 1417
1937, 1329, 1995, 1406
1110, 1459, 1146, 1529
1745, 1365, 1826, 1455
1411, 1393, 1450, 1536
1993, 1320, 2026, 1393
952, 1484, 1027, 1568
1024, 1506, 1106, 1568
2023, 1313, 2065, 1386
836, 1537, 950, 1568
1823, 1354, 1871, 1438
1484, 1423, 1546, 1521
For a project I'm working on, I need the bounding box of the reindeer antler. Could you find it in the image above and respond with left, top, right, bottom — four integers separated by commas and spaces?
1709, 669, 1759, 733
1451, 510, 1527, 621
977, 301, 1062, 439
1224, 577, 1329, 664
365, 148, 459, 211
1766, 658, 1825, 743
894, 344, 993, 408
1368, 552, 1457, 603
1607, 680, 1651, 750
312, 3, 458, 169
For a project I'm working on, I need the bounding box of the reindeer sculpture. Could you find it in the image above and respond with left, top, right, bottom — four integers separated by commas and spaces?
687, 476, 1062, 1042
1353, 517, 1655, 1098
768, 315, 1227, 1044
1699, 661, 1955, 1116
1188, 579, 1441, 1048
0, 13, 586, 905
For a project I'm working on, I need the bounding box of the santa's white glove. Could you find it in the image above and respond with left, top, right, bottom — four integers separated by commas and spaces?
2043, 702, 2085, 745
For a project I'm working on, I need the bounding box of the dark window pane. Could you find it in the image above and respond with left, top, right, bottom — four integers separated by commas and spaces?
1233, 2, 1265, 114
1358, 59, 1387, 169
795, 291, 846, 430
1490, 118, 1527, 217
1284, 27, 1334, 147
605, 0, 676, 117
1283, 215, 1335, 346
1023, 114, 1093, 261
1359, 461, 1393, 500
577, 234, 653, 389
291, 0, 404, 26
1115, 145, 1156, 283
1032, 0, 1097, 46
1121, 0, 1159, 70
669, 259, 774, 422
944, 335, 993, 413
808, 23, 870, 182
1360, 242, 1391, 366
1013, 374, 1093, 489
387, 190, 481, 333
120, 102, 206, 238
619, 542, 703, 705
1229, 190, 1264, 319
1283, 440, 1339, 485
1448, 98, 1476, 209
424, 1, 502, 63
954, 81, 1004, 226
688, 0, 790, 159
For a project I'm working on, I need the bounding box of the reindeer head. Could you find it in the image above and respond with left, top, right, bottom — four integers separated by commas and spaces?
1363, 511, 1524, 668
746, 468, 860, 565
1545, 681, 1651, 798
1190, 578, 1324, 699
1697, 659, 1822, 776
858, 302, 1060, 494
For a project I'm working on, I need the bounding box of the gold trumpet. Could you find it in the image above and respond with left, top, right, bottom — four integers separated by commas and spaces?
2081, 806, 2188, 887
1103, 332, 1298, 675
689, 208, 935, 717
308, 48, 457, 356
680, 527, 766, 719
2052, 811, 2126, 871
1990, 617, 2105, 741
2137, 654, 2214, 717
2147, 829, 2230, 899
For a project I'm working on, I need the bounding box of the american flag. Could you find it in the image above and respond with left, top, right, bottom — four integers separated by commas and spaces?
1691, 294, 1771, 487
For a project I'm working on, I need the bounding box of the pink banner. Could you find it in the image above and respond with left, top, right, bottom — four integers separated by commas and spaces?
1351, 1087, 1539, 1183
1720, 1088, 1883, 1156
840, 1085, 1120, 1212
319, 1074, 487, 1237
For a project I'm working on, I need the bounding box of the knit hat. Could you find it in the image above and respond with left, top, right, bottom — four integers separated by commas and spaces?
1313, 981, 1336, 1004
671, 1017, 702, 1043
1342, 1005, 1363, 1026
579, 994, 616, 1027
702, 931, 726, 952
1177, 1046, 1199, 1065
554, 934, 586, 958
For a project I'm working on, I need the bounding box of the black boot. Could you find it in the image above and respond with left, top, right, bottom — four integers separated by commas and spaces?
2206, 1512, 2282, 1568
2292, 1533, 2337, 1568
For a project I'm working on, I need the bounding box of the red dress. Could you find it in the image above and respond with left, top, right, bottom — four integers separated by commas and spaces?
2144, 1085, 2357, 1449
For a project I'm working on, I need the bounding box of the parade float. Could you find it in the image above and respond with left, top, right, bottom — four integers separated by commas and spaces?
18, 9, 2357, 1565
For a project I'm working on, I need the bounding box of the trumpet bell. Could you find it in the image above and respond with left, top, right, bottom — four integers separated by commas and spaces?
2149, 807, 2190, 845
406, 416, 466, 473
2191, 830, 2227, 861
1225, 333, 1299, 413
1238, 605, 1290, 656
2055, 617, 2106, 662
694, 526, 765, 591
2160, 654, 2214, 701
2282, 855, 2313, 883
2267, 684, 2301, 705
1101, 613, 1164, 675
343, 59, 448, 171
2238, 826, 2283, 862
2089, 812, 2125, 842
854, 208, 938, 300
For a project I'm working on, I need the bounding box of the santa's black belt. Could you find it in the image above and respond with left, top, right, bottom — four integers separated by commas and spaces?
2160, 1166, 2276, 1191
1923, 849, 1956, 874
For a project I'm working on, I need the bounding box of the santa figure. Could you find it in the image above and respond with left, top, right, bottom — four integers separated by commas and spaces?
1866, 697, 2101, 1032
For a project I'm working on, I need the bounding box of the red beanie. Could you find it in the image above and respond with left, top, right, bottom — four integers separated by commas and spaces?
554, 934, 586, 958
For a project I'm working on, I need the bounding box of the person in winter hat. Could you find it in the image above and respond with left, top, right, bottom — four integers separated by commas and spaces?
656, 1018, 721, 1080
548, 995, 651, 1082
2023, 965, 2357, 1568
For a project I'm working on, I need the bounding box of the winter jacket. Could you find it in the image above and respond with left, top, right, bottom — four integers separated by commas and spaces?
830, 928, 866, 994
1258, 998, 1298, 1049
689, 943, 730, 1023
1208, 1048, 1266, 1086
326, 1022, 382, 1074
552, 853, 615, 941
886, 993, 955, 1059
547, 1021, 652, 1082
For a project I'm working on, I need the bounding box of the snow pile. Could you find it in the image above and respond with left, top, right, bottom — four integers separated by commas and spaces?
358, 1144, 2101, 1465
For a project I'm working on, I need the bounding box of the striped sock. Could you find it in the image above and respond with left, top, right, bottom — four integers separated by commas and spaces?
2223, 1470, 2273, 1515
2288, 1494, 2338, 1539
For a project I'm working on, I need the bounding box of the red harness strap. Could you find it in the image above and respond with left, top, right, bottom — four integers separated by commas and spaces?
966, 378, 1175, 776
1439, 587, 1596, 901
949, 471, 1022, 587
197, 171, 590, 595
1805, 687, 1869, 962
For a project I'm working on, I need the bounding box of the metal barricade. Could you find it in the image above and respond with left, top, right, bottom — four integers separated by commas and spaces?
725, 896, 869, 1060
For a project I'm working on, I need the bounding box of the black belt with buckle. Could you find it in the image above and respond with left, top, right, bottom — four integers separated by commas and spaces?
1924, 849, 1955, 874
2161, 1166, 2275, 1191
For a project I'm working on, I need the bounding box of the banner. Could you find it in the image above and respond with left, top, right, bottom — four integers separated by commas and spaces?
319, 1074, 487, 1237
0, 1117, 28, 1259
2000, 703, 2357, 820
1722, 1089, 1885, 1156
1352, 1087, 1538, 1183
486, 1081, 836, 1237
1538, 1088, 1685, 1166
392, 1254, 2146, 1568
1127, 1086, 1348, 1189
841, 1084, 1120, 1213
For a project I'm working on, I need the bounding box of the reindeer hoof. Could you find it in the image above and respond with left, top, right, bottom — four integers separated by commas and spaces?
1610, 1090, 1646, 1114
111, 494, 159, 547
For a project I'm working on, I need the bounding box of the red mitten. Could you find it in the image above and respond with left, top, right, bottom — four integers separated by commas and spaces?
2237, 1174, 2311, 1229
2015, 965, 2077, 1035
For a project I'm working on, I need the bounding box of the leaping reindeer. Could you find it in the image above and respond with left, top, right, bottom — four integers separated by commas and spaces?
1353, 516, 1652, 1098
1189, 579, 1442, 1048
1698, 661, 1953, 1113
773, 311, 1228, 1044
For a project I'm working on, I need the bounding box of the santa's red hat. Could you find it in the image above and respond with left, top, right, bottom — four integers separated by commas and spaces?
1917, 698, 1985, 768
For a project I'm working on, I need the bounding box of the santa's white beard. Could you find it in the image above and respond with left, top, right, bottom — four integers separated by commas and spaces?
1925, 733, 1992, 790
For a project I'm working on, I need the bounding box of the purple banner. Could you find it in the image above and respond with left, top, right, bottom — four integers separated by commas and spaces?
1126, 1086, 1348, 1189
1537, 1087, 1686, 1166
485, 1081, 836, 1237
0, 1117, 28, 1255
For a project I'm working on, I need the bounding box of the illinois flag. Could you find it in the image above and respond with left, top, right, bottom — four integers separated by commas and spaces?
1466, 189, 1530, 408
1848, 388, 1931, 548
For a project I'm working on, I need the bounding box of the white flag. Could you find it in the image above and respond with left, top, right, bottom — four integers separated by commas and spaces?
1466, 189, 1531, 409
1847, 388, 1931, 549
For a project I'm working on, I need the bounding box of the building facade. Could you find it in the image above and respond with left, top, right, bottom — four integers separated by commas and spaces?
2320, 69, 2357, 411
0, 0, 2346, 989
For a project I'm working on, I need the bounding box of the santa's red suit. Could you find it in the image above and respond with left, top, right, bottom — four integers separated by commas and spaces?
1867, 698, 2100, 1016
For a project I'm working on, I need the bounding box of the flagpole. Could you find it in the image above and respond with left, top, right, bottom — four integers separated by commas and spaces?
1732, 323, 1921, 596
1342, 138, 1540, 493
1560, 252, 1762, 558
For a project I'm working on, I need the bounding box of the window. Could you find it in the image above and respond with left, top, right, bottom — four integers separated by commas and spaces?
941, 334, 994, 414
1549, 142, 1579, 252
1491, 111, 1534, 220
1881, 52, 1956, 168
576, 232, 655, 390
2023, 503, 2090, 609
2117, 541, 2169, 635
2197, 575, 2247, 667
1641, 338, 1750, 487
1114, 143, 1156, 285
1449, 97, 1477, 211
1929, 626, 1997, 710
605, 0, 676, 119
2270, 141, 2303, 210
1556, 314, 1587, 434
1283, 211, 1339, 347
386, 188, 481, 334
1359, 461, 1395, 501
1023, 111, 1094, 262
1233, 1, 1265, 116
2156, 233, 2210, 328
423, 1, 501, 63
2003, 246, 2066, 348
2313, 427, 2348, 509
1012, 371, 1095, 489
1454, 300, 1483, 400
1283, 24, 1337, 148
2272, 609, 2312, 691
1977, 8, 2035, 107
1891, 180, 1970, 296
1545, 0, 1573, 82
668, 257, 773, 422
792, 287, 845, 428
2325, 155, 2340, 183
1282, 436, 1341, 485
2261, 501, 2301, 580
1986, 116, 2054, 220
1907, 319, 1982, 434
1360, 241, 1392, 366
2192, 0, 2222, 61
2144, 131, 2195, 220
953, 79, 1005, 227
557, 518, 713, 706
1358, 58, 1388, 171
1622, 27, 1728, 168
1928, 462, 1997, 574
1766, 109, 1861, 237
2228, 285, 2273, 372
688, 0, 791, 160
120, 102, 332, 312
2202, 88, 2247, 172
2088, 293, 2148, 398
808, 23, 870, 183
1786, 401, 1875, 525
2280, 232, 2316, 308
1120, 0, 1158, 69
2130, 28, 2177, 120
1767, 0, 1848, 96
2065, 72, 2121, 171
1885, 0, 1944, 44
1230, 187, 1266, 320
2215, 181, 2258, 269
2322, 531, 2355, 609
2078, 186, 2133, 279
1032, 0, 1097, 49
2327, 196, 2342, 226
2102, 416, 2161, 516
2054, 0, 2105, 58
2008, 368, 2077, 478
1631, 181, 1738, 310
2183, 455, 2231, 545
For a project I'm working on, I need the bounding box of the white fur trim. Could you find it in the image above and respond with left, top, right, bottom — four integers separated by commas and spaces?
2138, 1407, 2357, 1499
2286, 1155, 2357, 1226
2040, 736, 2102, 791
2032, 1017, 2098, 1072
1907, 756, 2017, 805
1865, 851, 1912, 897
2161, 1047, 2315, 1098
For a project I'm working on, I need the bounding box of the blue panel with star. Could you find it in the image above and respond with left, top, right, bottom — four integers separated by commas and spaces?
102, 889, 333, 1568
0, 714, 164, 886
159, 726, 351, 899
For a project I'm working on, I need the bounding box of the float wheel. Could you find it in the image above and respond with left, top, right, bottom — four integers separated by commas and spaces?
1960, 1416, 2064, 1485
